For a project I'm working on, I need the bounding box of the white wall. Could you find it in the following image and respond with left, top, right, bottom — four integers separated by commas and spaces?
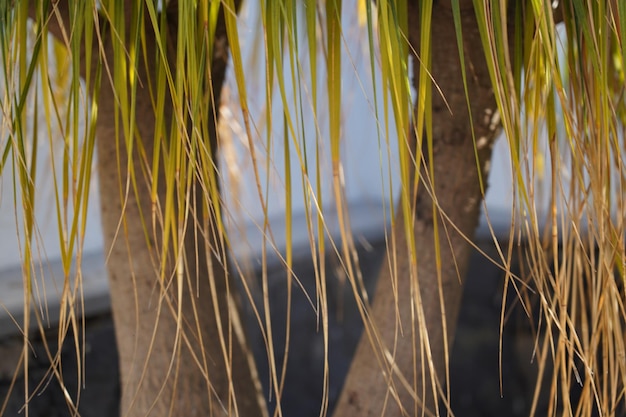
0, 2, 518, 275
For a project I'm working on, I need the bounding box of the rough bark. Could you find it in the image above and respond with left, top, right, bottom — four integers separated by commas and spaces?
97, 7, 267, 417
36, 2, 266, 416
334, 4, 502, 416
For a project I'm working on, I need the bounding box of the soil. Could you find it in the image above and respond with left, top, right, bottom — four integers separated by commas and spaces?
0, 239, 545, 417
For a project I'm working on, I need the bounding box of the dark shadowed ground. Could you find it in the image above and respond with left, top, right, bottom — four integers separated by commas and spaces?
0, 239, 546, 417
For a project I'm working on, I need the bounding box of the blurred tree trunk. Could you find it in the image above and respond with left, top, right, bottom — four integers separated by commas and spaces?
334, 3, 504, 416
89, 3, 267, 417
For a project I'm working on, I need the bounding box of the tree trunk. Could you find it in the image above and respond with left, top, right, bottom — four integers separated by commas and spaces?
334, 3, 502, 416
92, 4, 266, 417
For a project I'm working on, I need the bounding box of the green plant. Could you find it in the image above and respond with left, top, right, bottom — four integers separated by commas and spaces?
1, 1, 624, 416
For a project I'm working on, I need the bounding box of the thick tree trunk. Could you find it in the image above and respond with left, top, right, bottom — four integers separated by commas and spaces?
91, 4, 266, 417
334, 4, 502, 416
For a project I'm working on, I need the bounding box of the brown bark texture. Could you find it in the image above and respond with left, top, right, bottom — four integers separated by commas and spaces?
42, 2, 268, 417
334, 4, 503, 416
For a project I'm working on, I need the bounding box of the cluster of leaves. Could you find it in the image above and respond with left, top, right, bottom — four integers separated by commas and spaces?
0, 1, 624, 416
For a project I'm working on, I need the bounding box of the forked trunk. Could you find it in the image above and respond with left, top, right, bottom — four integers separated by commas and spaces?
36, 2, 506, 416
94, 4, 266, 417
334, 3, 503, 416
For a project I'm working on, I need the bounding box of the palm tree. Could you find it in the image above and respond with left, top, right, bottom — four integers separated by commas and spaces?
1, 1, 624, 416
